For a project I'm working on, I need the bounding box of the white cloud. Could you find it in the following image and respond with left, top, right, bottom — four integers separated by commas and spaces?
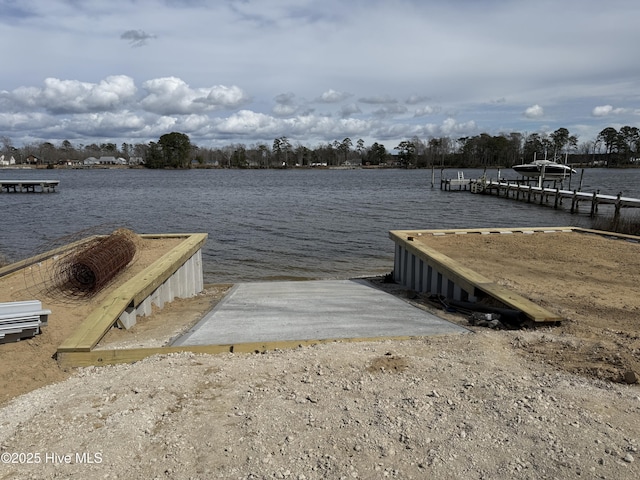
216, 110, 279, 135
359, 95, 398, 105
413, 105, 440, 117
405, 95, 430, 105
372, 105, 408, 117
592, 105, 626, 117
11, 76, 137, 114
339, 103, 361, 118
317, 89, 351, 103
272, 92, 300, 116
524, 104, 544, 119
272, 104, 298, 117
140, 77, 249, 115
440, 118, 476, 136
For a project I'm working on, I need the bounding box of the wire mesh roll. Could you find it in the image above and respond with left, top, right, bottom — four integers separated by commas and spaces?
53, 229, 137, 297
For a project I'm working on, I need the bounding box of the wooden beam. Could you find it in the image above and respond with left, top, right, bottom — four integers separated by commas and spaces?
56, 335, 443, 368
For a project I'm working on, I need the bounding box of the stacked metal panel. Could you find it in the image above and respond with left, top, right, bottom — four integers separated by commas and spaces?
0, 300, 51, 343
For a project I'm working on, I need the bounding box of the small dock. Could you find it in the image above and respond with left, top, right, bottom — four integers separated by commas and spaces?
0, 180, 59, 193
441, 171, 471, 191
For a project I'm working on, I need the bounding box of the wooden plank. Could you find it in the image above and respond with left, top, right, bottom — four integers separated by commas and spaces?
56, 335, 438, 368
474, 282, 562, 322
57, 233, 207, 353
130, 233, 207, 306
390, 226, 575, 237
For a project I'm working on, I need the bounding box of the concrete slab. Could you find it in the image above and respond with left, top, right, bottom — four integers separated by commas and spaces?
172, 279, 468, 346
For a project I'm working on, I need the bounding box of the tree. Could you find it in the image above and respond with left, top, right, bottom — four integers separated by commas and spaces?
337, 137, 352, 165
145, 142, 163, 168
523, 133, 545, 162
550, 128, 577, 160
366, 142, 387, 165
394, 140, 416, 167
356, 139, 365, 161
597, 127, 618, 154
273, 136, 292, 167
146, 132, 192, 168
256, 144, 270, 168
38, 142, 57, 164
294, 144, 311, 166
618, 126, 640, 164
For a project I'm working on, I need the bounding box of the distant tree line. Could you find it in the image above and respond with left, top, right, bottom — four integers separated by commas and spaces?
1, 125, 638, 169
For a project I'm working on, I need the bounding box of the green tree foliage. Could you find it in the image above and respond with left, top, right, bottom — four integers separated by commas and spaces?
356, 139, 365, 160
366, 143, 387, 165
617, 126, 640, 163
143, 133, 192, 168
145, 141, 163, 169
337, 137, 352, 165
550, 127, 577, 159
596, 126, 640, 165
457, 133, 521, 167
273, 136, 292, 167
394, 140, 416, 167
231, 144, 247, 168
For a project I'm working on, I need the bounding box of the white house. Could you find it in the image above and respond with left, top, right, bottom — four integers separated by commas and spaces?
83, 156, 129, 166
0, 155, 16, 166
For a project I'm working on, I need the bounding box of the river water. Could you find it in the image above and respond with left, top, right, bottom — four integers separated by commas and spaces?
1, 167, 638, 283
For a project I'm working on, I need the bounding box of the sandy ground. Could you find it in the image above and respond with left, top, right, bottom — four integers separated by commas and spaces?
0, 235, 185, 405
0, 230, 639, 479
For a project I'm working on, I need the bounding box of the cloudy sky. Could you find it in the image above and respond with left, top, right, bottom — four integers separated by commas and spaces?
0, 0, 638, 150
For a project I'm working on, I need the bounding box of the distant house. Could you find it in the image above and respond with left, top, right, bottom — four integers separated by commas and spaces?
0, 155, 16, 166
82, 156, 129, 166
25, 155, 41, 165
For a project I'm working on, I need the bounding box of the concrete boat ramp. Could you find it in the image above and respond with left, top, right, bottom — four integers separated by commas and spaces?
172, 279, 468, 347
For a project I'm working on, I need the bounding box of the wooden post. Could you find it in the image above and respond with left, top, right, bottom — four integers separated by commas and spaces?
571, 190, 578, 213
614, 192, 622, 223
554, 188, 560, 209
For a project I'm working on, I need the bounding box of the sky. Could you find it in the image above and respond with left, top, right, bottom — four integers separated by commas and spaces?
0, 0, 639, 151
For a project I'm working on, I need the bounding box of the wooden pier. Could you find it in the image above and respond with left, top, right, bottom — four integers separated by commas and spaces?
440, 172, 640, 219
0, 180, 59, 193
474, 180, 640, 218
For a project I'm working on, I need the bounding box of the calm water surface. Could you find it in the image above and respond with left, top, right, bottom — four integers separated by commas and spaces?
1, 167, 638, 283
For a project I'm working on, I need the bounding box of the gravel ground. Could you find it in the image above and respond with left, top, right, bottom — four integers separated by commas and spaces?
1, 332, 639, 480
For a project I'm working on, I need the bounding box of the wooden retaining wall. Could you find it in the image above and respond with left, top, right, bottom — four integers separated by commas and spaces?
57, 233, 206, 356
390, 227, 567, 324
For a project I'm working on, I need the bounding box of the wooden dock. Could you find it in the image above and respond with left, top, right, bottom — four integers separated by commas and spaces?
440, 172, 640, 219
475, 180, 640, 218
0, 180, 59, 193
441, 171, 471, 191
